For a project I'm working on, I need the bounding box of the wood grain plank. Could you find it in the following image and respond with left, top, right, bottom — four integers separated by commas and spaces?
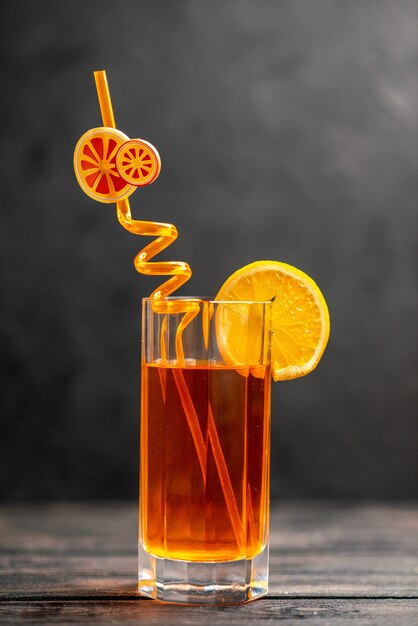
0, 599, 417, 625
0, 503, 417, 600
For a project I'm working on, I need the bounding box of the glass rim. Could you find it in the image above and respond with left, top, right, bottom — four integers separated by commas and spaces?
142, 296, 273, 306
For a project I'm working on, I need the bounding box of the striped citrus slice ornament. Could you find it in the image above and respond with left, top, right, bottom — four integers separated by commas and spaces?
116, 139, 161, 187
74, 127, 136, 203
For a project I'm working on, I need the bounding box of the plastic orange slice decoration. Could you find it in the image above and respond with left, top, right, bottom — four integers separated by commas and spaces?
74, 127, 136, 203
116, 139, 161, 187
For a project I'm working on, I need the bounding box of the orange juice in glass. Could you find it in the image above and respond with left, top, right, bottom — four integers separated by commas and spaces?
138, 298, 272, 602
74, 70, 330, 605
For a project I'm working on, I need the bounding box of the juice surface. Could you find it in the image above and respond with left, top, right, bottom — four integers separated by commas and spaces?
140, 362, 271, 561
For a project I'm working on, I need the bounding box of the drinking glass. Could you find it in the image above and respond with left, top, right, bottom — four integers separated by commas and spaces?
138, 297, 272, 604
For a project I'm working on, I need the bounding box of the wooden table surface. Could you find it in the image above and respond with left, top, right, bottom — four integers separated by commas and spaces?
0, 502, 417, 624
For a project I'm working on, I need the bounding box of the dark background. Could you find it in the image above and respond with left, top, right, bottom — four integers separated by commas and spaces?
1, 0, 416, 501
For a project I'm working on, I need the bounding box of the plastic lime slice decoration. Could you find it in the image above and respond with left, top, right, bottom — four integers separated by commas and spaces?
215, 261, 330, 381
116, 139, 161, 187
74, 127, 136, 203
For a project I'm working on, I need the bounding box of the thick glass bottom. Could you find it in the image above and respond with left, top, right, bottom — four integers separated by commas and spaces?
138, 541, 269, 604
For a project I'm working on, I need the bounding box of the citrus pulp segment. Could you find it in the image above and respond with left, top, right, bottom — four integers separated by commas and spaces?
116, 139, 161, 187
215, 261, 330, 381
74, 127, 136, 203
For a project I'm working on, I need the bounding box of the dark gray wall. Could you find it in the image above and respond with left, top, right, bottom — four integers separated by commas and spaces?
1, 0, 417, 501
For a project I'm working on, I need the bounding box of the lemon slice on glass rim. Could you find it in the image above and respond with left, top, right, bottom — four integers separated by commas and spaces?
215, 260, 330, 381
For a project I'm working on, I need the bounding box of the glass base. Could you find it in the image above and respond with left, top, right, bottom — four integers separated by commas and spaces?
138, 541, 269, 604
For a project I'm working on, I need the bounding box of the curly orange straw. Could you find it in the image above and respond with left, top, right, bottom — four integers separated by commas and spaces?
93, 71, 195, 308
93, 70, 244, 551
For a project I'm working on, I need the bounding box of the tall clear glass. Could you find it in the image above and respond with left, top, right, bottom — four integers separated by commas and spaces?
138, 297, 272, 604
